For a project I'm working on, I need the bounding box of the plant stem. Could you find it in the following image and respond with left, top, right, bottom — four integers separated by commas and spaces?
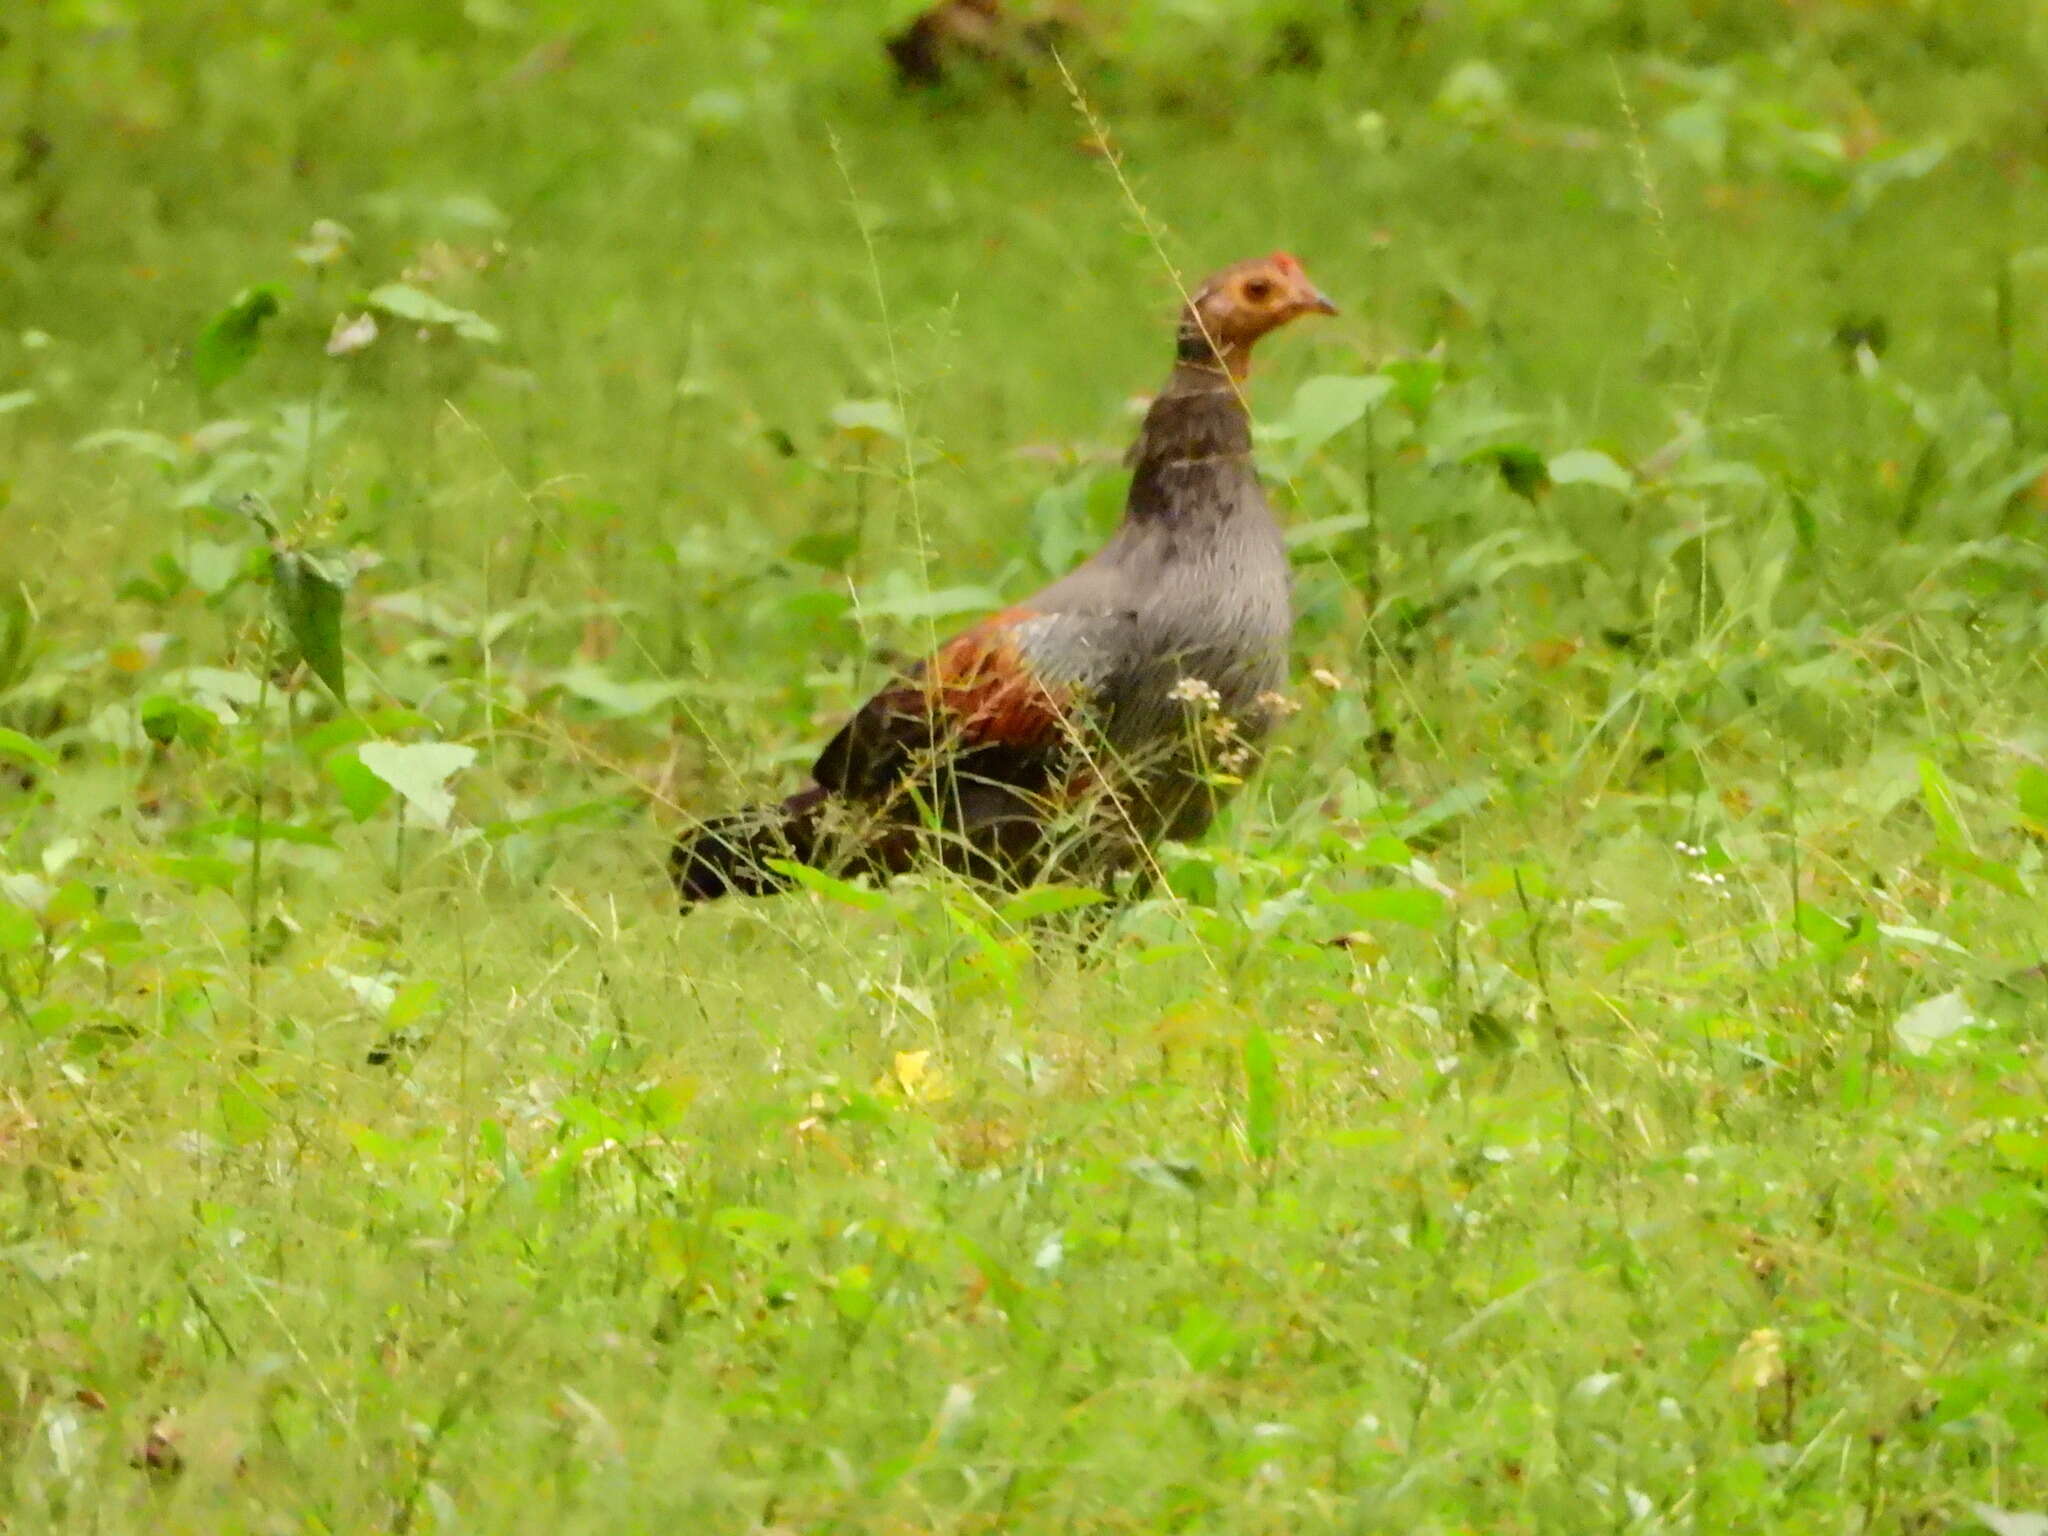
247, 640, 273, 1019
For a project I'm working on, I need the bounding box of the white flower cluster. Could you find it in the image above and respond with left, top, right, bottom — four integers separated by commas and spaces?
1675, 840, 1730, 892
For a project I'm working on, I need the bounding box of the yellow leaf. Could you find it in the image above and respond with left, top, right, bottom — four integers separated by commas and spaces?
1729, 1327, 1785, 1392
877, 1048, 953, 1105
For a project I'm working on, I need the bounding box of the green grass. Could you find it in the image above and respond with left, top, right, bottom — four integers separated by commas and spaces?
6, 1, 2048, 1529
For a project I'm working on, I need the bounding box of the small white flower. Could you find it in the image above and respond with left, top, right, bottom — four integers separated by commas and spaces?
1310, 667, 1345, 690
1167, 676, 1222, 711
1255, 689, 1302, 718
294, 218, 355, 269
325, 311, 379, 357
933, 1382, 975, 1442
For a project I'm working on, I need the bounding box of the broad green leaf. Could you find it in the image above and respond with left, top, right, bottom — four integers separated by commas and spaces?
270, 547, 349, 700
715, 1206, 798, 1238
685, 88, 750, 135
550, 666, 677, 718
944, 901, 1021, 1000
1284, 512, 1374, 550
1, 873, 52, 913
156, 855, 241, 892
1171, 1302, 1241, 1371
1548, 448, 1633, 492
1991, 1131, 2048, 1174
556, 1094, 632, 1142
764, 858, 887, 912
1468, 1010, 1517, 1055
1917, 756, 1963, 844
828, 1263, 875, 1321
1602, 926, 1677, 972
0, 726, 55, 768
185, 814, 335, 848
218, 1077, 273, 1145
2018, 764, 2048, 827
389, 978, 446, 1028
1350, 832, 1414, 867
193, 283, 287, 391
1893, 989, 1982, 1056
1930, 844, 2026, 897
345, 1123, 414, 1164
1435, 58, 1512, 122
634, 1075, 697, 1131
332, 967, 396, 1013
1084, 467, 1132, 529
997, 884, 1108, 924
299, 708, 435, 758
1673, 459, 1770, 490
73, 428, 182, 464
357, 741, 477, 828
1382, 357, 1444, 417
858, 581, 1006, 624
776, 588, 854, 626
366, 282, 501, 344
827, 398, 905, 438
44, 881, 94, 926
1278, 374, 1394, 461
1970, 1504, 2048, 1536
1243, 1028, 1279, 1162
1125, 1155, 1204, 1198
785, 529, 860, 571
1794, 902, 1863, 956
1661, 100, 1729, 173
328, 749, 395, 821
480, 796, 636, 840
1332, 886, 1448, 930
1398, 780, 1497, 839
645, 1216, 691, 1281
0, 902, 36, 952
1486, 444, 1551, 501
1876, 923, 1969, 957
184, 538, 253, 596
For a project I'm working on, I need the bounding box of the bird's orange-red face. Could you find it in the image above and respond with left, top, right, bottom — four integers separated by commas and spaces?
1181, 252, 1338, 375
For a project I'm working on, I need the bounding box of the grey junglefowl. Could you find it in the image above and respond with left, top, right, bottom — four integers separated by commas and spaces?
671, 252, 1337, 905
884, 0, 1074, 90
886, 0, 1008, 87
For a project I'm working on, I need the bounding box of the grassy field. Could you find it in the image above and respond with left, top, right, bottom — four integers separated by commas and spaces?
6, 0, 2048, 1529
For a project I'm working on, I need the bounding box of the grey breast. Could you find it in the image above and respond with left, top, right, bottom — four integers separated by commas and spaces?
1026, 476, 1291, 752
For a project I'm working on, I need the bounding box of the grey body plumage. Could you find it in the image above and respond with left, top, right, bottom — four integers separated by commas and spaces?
671, 252, 1333, 905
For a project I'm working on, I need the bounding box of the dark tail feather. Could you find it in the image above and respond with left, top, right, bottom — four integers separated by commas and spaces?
670, 785, 829, 904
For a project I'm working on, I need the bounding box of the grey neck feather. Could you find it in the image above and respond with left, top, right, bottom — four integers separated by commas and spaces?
1122, 362, 1256, 526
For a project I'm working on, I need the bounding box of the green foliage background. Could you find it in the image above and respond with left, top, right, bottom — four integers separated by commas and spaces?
4, 0, 2048, 1529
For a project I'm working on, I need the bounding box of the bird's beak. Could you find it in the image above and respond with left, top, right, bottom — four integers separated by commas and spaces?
1302, 285, 1339, 317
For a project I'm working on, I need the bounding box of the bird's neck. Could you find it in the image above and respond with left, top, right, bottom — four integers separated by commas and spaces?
1122, 362, 1257, 525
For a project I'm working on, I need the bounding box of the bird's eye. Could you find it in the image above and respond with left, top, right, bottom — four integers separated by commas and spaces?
1242, 278, 1274, 302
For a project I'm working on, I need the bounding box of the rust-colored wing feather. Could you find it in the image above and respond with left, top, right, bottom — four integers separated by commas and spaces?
813, 606, 1075, 800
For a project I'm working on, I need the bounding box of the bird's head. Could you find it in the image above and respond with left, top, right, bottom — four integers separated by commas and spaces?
1177, 252, 1338, 378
